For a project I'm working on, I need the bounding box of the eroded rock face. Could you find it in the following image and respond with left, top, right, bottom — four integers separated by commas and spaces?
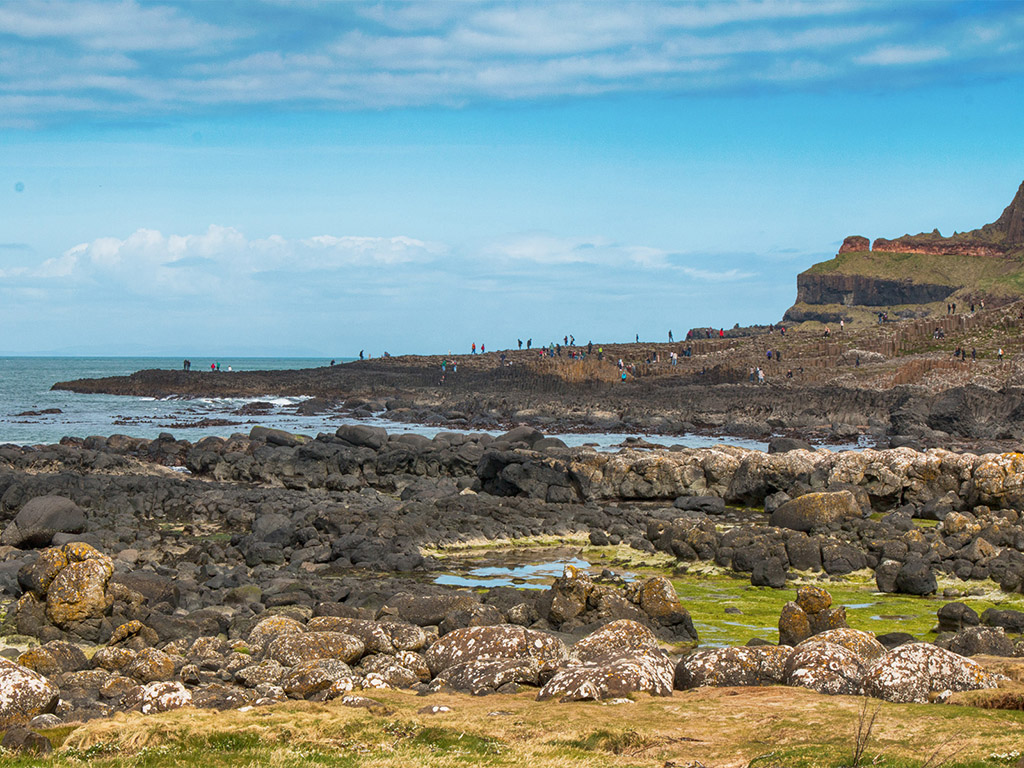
862, 643, 1001, 703
0, 659, 59, 726
674, 646, 793, 689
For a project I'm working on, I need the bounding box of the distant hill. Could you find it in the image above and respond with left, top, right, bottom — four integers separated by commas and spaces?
786, 180, 1024, 324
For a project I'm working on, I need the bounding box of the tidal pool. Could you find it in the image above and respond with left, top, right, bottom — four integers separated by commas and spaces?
433, 547, 1024, 648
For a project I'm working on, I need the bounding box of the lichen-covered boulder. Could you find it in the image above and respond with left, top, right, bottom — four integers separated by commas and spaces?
122, 681, 192, 714
779, 587, 849, 646
16, 641, 88, 677
358, 655, 422, 690
44, 544, 115, 628
425, 625, 567, 677
381, 622, 428, 652
248, 615, 306, 653
569, 619, 661, 664
429, 658, 542, 695
804, 629, 887, 664
784, 640, 865, 695
537, 565, 593, 625
862, 643, 1001, 703
235, 659, 287, 689
537, 654, 675, 701
126, 649, 175, 683
633, 576, 698, 639
281, 659, 354, 699
17, 548, 69, 599
0, 659, 59, 726
674, 645, 793, 689
108, 620, 159, 650
778, 601, 812, 646
307, 617, 395, 654
266, 631, 365, 666
92, 647, 136, 673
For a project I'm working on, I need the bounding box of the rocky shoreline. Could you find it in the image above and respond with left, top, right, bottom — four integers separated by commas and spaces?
1, 423, 1023, 740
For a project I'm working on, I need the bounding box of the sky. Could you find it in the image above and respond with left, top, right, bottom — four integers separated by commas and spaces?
3, 1, 1024, 357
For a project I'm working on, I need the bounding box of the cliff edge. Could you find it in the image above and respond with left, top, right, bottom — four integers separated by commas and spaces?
786, 180, 1024, 324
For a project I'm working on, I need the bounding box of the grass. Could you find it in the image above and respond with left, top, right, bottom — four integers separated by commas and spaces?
803, 250, 1024, 298
4, 686, 1024, 768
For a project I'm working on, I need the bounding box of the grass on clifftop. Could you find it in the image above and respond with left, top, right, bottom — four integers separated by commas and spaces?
7, 685, 1024, 768
804, 250, 1024, 297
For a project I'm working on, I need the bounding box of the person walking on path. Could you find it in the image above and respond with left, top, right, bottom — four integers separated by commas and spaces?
668, 330, 673, 342
472, 342, 476, 354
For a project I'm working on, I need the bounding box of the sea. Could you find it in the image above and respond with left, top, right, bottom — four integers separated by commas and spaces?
0, 356, 844, 452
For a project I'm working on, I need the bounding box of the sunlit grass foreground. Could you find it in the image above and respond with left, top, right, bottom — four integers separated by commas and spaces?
6, 683, 1024, 768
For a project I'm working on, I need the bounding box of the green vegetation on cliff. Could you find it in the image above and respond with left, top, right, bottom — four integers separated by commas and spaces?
804, 249, 1024, 297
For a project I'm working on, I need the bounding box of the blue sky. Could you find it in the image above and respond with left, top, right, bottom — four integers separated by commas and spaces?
2, 1, 1024, 357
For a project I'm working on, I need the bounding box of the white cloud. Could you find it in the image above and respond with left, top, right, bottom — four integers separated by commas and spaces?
856, 45, 949, 67
3, 1, 1023, 124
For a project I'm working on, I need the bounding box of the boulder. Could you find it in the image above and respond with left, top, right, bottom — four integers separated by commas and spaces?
247, 615, 306, 653
126, 649, 175, 683
16, 641, 88, 677
0, 725, 53, 755
803, 628, 886, 664
894, 559, 937, 596
1, 496, 87, 549
937, 602, 980, 633
569, 619, 662, 664
784, 640, 865, 696
948, 626, 1016, 657
981, 607, 1024, 633
378, 592, 480, 627
862, 643, 1001, 703
536, 654, 675, 702
0, 659, 59, 726
635, 576, 698, 639
674, 646, 792, 689
44, 544, 115, 628
770, 491, 863, 532
306, 617, 395, 654
266, 631, 365, 666
429, 658, 542, 695
336, 425, 388, 450
282, 659, 354, 698
122, 681, 193, 714
425, 625, 567, 677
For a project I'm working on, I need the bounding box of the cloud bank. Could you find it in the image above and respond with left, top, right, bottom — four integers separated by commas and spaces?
3, 1, 1023, 126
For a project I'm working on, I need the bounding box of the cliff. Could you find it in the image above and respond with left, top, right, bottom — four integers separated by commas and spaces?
785, 180, 1024, 324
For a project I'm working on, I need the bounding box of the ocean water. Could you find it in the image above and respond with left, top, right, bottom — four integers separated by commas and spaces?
0, 356, 788, 451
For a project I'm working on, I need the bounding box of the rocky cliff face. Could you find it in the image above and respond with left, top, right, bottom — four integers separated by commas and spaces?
786, 179, 1024, 321
793, 272, 956, 307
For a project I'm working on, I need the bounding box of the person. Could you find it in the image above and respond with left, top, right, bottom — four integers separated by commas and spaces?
518, 339, 522, 349
472, 342, 476, 354
527, 338, 532, 349
757, 367, 765, 384
972, 348, 976, 360
840, 319, 844, 332
481, 343, 485, 353
635, 333, 639, 343
211, 362, 215, 371
719, 328, 724, 338
824, 326, 830, 337
330, 359, 335, 366
668, 330, 673, 342
587, 341, 593, 354
999, 348, 1004, 361
621, 370, 627, 382
569, 335, 574, 345
182, 359, 188, 371
359, 350, 364, 360
564, 335, 568, 345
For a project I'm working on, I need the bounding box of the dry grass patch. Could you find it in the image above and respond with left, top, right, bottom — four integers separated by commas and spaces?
42, 685, 1024, 768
